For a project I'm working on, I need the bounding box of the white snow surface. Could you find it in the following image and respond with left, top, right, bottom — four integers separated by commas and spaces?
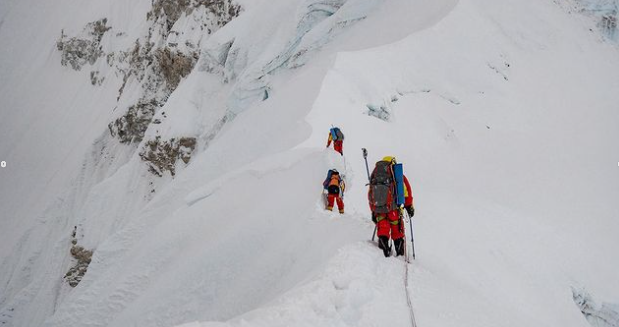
1, 0, 619, 327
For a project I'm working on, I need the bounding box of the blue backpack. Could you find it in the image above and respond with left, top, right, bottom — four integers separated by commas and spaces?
330, 127, 344, 141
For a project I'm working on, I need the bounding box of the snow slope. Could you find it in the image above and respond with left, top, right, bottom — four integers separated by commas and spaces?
1, 0, 618, 326
0, 0, 152, 257
176, 1, 619, 326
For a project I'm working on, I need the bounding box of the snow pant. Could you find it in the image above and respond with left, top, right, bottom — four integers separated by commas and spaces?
376, 210, 404, 240
334, 140, 343, 155
326, 194, 344, 213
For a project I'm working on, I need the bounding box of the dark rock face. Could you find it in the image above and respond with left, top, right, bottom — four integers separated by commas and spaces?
156, 47, 199, 90
64, 227, 94, 288
108, 99, 161, 144
139, 136, 197, 177
57, 18, 111, 71
57, 1, 243, 178
148, 0, 241, 33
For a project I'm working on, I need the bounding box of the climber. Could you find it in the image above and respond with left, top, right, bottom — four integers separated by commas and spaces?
323, 169, 346, 214
326, 126, 344, 155
368, 156, 414, 257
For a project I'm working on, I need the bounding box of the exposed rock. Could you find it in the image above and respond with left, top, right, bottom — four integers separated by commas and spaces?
112, 41, 194, 104
108, 99, 160, 144
64, 227, 93, 288
59, 2, 242, 178
148, 0, 241, 33
139, 136, 197, 176
156, 47, 199, 89
57, 18, 111, 71
148, 0, 192, 28
115, 39, 158, 84
90, 70, 104, 86
108, 1, 241, 148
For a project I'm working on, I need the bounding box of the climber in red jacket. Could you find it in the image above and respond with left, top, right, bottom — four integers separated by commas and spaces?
323, 169, 345, 214
368, 156, 414, 257
326, 127, 344, 155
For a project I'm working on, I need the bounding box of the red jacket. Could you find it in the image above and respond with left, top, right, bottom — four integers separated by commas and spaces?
402, 175, 413, 207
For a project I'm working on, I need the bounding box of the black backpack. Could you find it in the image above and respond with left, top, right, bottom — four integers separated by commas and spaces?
369, 161, 395, 213
326, 170, 341, 195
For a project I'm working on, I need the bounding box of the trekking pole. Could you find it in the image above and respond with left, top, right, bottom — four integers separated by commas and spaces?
408, 211, 416, 260
362, 148, 371, 185
362, 148, 377, 241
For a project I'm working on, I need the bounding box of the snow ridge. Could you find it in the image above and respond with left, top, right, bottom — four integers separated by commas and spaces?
1, 0, 619, 327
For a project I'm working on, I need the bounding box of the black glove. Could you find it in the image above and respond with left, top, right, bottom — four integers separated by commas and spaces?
371, 213, 377, 223
405, 206, 415, 217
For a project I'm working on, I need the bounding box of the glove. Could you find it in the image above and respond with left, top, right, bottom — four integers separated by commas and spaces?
371, 213, 377, 223
405, 206, 415, 217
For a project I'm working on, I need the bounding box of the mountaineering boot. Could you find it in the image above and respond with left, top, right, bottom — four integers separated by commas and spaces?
378, 236, 391, 257
394, 238, 405, 257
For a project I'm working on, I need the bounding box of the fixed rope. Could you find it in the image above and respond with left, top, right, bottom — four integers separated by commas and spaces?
404, 261, 418, 327
402, 213, 417, 327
